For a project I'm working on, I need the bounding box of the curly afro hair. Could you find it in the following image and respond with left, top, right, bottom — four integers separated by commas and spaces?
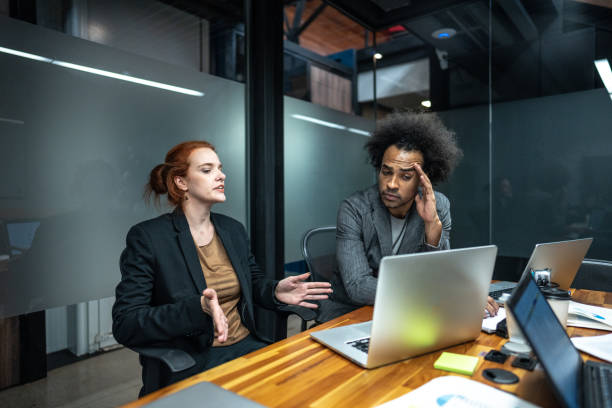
365, 112, 463, 184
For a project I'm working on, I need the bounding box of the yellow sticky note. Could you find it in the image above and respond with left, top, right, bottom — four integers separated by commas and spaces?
433, 352, 480, 376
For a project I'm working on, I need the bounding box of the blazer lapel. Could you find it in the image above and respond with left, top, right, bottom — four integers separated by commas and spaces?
368, 186, 393, 257
172, 209, 207, 293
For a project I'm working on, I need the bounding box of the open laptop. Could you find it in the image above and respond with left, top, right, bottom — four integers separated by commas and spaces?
489, 238, 593, 301
310, 245, 497, 369
506, 272, 612, 408
143, 381, 265, 407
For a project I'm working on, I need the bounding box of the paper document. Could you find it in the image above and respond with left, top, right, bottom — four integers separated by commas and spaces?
568, 301, 612, 331
482, 307, 506, 333
376, 376, 538, 408
571, 333, 612, 363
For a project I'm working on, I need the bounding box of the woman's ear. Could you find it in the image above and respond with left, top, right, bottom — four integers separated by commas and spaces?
174, 176, 188, 192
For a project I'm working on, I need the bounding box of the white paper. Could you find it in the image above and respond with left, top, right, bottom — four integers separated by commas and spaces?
568, 301, 612, 330
376, 376, 538, 408
482, 307, 506, 333
571, 333, 612, 363
567, 315, 612, 331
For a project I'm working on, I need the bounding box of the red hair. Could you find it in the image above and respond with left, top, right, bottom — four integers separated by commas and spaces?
145, 140, 216, 207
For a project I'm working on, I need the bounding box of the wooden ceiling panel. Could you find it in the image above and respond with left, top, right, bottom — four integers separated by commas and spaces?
284, 0, 390, 56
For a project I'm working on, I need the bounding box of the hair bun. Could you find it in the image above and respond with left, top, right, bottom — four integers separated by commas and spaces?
148, 163, 169, 194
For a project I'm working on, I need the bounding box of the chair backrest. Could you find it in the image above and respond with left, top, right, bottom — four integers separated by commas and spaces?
571, 258, 612, 292
301, 226, 336, 282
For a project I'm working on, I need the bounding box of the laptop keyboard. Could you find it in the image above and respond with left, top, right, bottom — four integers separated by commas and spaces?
585, 360, 612, 408
488, 281, 516, 301
489, 288, 514, 300
347, 337, 370, 354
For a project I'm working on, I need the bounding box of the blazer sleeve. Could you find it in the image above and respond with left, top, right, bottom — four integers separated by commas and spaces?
336, 199, 378, 305
422, 192, 452, 251
112, 225, 214, 347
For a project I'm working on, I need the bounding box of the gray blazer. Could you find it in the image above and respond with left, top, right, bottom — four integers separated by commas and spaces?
317, 184, 451, 322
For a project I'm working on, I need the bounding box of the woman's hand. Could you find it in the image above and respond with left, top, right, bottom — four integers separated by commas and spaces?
201, 288, 228, 343
484, 296, 500, 318
274, 272, 332, 308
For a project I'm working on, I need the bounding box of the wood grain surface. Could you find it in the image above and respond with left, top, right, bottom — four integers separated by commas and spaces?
122, 288, 612, 408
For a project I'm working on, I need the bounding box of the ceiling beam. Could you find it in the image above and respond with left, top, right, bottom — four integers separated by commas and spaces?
497, 0, 538, 41
295, 3, 327, 37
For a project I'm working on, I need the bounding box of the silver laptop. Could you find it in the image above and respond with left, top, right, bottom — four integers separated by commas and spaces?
143, 381, 266, 407
489, 238, 593, 300
310, 245, 497, 369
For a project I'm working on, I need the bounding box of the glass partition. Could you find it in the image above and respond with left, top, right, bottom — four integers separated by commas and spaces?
492, 90, 612, 259
284, 97, 375, 264
490, 0, 612, 263
437, 105, 490, 249
0, 15, 247, 319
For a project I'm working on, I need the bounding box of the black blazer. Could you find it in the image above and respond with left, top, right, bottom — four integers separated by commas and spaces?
112, 209, 278, 394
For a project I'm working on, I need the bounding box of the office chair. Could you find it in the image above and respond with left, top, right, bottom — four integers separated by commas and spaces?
127, 296, 317, 375
300, 226, 337, 331
571, 258, 612, 292
132, 346, 196, 373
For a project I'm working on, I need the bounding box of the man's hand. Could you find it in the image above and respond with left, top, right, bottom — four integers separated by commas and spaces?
201, 288, 228, 343
484, 296, 500, 318
275, 273, 332, 308
413, 163, 442, 246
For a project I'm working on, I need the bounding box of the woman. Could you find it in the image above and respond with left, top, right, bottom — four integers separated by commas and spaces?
112, 141, 331, 396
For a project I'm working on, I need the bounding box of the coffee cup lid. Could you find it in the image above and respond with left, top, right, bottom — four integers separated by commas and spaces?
540, 286, 571, 300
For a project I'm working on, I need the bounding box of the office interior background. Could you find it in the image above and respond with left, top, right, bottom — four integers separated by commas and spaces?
0, 0, 611, 406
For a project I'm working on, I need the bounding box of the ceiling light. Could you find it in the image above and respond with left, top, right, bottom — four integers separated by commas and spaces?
432, 28, 456, 40
0, 45, 204, 97
347, 128, 371, 136
52, 60, 204, 96
594, 59, 612, 93
421, 100, 432, 108
291, 114, 346, 130
0, 117, 25, 125
292, 115, 371, 136
373, 53, 383, 60
0, 46, 52, 62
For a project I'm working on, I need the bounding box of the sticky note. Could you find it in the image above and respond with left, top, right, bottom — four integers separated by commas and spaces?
433, 352, 480, 376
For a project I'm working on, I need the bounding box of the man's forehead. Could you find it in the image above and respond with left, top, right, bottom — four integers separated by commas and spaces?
382, 155, 424, 169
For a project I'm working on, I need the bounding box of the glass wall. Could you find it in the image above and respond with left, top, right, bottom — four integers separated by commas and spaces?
384, 0, 612, 273
0, 1, 249, 399
490, 0, 612, 265
0, 14, 247, 318
284, 97, 375, 264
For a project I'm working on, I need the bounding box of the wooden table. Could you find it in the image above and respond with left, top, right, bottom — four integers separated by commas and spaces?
123, 289, 612, 408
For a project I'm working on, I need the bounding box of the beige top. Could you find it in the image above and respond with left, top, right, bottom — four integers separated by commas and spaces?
197, 233, 249, 347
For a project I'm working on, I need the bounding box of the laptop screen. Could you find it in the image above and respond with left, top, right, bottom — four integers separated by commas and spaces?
507, 275, 582, 408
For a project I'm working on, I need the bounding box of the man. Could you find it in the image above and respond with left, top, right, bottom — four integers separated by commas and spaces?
317, 112, 498, 322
